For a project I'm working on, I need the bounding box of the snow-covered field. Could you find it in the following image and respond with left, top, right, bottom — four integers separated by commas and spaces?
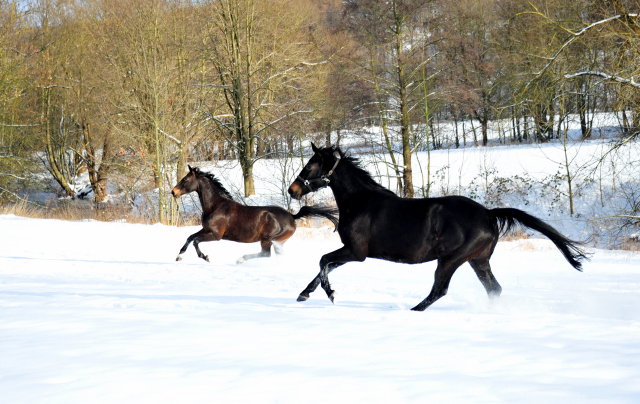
1, 214, 639, 403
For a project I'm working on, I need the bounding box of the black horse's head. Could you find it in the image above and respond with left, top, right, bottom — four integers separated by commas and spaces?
288, 143, 341, 200
172, 165, 199, 198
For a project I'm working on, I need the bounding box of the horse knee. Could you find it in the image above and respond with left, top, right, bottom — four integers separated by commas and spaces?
319, 256, 331, 269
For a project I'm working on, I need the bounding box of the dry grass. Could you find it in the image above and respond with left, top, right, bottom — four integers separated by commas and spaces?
499, 228, 541, 252
294, 216, 337, 229
0, 200, 332, 230
619, 239, 640, 252
0, 199, 154, 224
292, 226, 339, 241
515, 240, 537, 252
501, 227, 531, 242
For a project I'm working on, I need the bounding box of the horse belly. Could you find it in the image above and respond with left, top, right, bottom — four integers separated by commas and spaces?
369, 244, 437, 264
367, 225, 437, 264
222, 228, 261, 243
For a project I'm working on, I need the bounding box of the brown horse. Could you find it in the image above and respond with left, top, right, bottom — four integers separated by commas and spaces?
172, 165, 338, 264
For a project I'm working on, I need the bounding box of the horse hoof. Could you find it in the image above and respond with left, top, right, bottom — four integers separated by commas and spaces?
205, 255, 210, 263
329, 292, 335, 304
410, 305, 426, 312
236, 257, 245, 265
176, 256, 182, 262
297, 294, 309, 302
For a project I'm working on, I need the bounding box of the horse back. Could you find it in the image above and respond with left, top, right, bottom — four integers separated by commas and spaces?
339, 193, 495, 263
204, 201, 295, 243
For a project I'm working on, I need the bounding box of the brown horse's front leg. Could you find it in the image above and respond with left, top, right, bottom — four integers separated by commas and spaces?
193, 231, 222, 262
176, 229, 207, 261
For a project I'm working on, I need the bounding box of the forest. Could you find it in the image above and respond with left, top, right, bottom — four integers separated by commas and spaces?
1, 0, 639, 233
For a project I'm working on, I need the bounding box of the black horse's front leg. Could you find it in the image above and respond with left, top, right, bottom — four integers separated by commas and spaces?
176, 229, 206, 261
297, 246, 365, 303
297, 262, 344, 302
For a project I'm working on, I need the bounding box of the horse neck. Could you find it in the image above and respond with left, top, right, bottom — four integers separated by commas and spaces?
196, 178, 228, 212
329, 164, 373, 206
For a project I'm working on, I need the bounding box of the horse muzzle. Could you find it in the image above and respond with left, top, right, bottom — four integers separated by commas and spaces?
171, 187, 182, 198
288, 183, 303, 200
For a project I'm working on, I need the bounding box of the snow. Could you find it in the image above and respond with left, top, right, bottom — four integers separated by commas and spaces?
1, 214, 639, 403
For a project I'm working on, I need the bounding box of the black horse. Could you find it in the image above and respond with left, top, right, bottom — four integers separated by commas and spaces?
172, 165, 338, 264
288, 144, 587, 311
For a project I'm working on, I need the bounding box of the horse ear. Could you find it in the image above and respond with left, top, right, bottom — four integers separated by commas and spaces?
188, 165, 193, 172
311, 142, 319, 154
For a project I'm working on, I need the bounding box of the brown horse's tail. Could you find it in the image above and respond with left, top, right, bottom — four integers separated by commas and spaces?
293, 206, 339, 229
488, 208, 588, 271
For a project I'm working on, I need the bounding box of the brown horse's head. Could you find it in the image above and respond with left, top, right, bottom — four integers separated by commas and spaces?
172, 165, 199, 197
288, 143, 341, 200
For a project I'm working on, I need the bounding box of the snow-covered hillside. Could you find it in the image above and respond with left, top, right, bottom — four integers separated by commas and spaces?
1, 215, 639, 403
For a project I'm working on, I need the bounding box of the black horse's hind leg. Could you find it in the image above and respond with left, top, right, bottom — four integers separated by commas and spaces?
176, 229, 207, 261
297, 262, 344, 302
411, 258, 466, 311
236, 240, 272, 264
468, 258, 502, 297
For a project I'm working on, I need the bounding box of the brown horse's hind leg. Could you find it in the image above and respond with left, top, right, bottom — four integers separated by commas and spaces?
272, 228, 294, 256
273, 240, 285, 255
468, 258, 502, 297
236, 239, 272, 264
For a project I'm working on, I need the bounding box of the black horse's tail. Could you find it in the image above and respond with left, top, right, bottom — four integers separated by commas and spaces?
293, 206, 339, 229
488, 208, 588, 271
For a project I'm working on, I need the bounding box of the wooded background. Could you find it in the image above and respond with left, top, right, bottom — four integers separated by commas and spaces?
1, 0, 639, 225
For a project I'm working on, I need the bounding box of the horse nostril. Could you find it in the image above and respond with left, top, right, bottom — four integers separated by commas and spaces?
288, 185, 301, 198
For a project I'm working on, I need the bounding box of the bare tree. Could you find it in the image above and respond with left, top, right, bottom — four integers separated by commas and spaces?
0, 1, 42, 204
97, 0, 211, 223
204, 0, 323, 196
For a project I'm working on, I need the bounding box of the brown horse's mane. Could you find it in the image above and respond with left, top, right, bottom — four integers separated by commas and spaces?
193, 168, 234, 200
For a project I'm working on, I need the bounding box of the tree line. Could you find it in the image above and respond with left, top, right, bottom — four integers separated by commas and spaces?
1, 0, 638, 223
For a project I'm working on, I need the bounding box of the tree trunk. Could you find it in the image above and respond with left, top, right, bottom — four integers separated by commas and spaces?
578, 90, 588, 138
94, 136, 111, 203
454, 115, 459, 148
43, 87, 75, 197
83, 122, 110, 203
176, 147, 188, 184
480, 116, 488, 146
395, 3, 413, 198
243, 163, 255, 196
325, 128, 332, 147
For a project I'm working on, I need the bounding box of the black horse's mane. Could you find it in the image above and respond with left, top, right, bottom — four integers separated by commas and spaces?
331, 147, 396, 196
193, 168, 234, 199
